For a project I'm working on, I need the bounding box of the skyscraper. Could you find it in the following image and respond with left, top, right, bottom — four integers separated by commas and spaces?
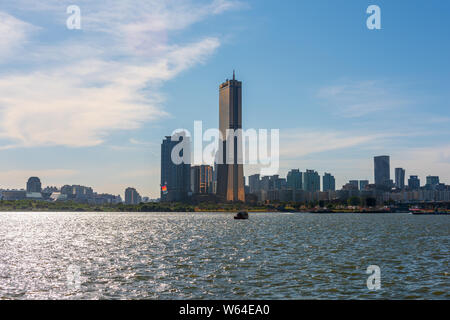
303, 170, 320, 192
322, 173, 335, 192
374, 155, 390, 187
287, 169, 303, 190
395, 168, 406, 189
161, 135, 191, 202
216, 72, 245, 202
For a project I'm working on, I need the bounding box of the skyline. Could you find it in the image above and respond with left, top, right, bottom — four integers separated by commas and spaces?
1, 0, 450, 198
1, 152, 448, 201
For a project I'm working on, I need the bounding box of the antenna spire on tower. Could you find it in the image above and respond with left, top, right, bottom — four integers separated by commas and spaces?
233, 70, 235, 80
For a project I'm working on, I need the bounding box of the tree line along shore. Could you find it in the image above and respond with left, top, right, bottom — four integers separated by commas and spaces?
1, 199, 448, 213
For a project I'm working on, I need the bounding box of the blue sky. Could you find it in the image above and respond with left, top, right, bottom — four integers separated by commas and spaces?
0, 0, 449, 198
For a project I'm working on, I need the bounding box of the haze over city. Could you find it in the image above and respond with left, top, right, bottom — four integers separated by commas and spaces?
1, 0, 449, 198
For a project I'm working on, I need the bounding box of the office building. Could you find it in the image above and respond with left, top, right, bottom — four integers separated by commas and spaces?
216, 71, 245, 202
395, 168, 405, 189
161, 135, 191, 202
408, 175, 420, 190
26, 177, 42, 193
374, 155, 390, 187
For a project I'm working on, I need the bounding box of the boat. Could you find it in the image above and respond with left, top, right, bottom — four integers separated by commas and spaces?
234, 211, 249, 220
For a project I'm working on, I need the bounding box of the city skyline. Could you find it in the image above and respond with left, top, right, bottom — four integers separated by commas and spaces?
1, 151, 448, 202
0, 1, 450, 198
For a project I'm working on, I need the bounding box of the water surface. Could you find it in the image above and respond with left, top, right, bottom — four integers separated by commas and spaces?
0, 212, 448, 299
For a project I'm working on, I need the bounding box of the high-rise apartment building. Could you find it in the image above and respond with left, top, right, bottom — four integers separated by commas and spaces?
248, 174, 261, 194
322, 173, 335, 191
303, 170, 320, 192
125, 187, 141, 205
287, 169, 303, 190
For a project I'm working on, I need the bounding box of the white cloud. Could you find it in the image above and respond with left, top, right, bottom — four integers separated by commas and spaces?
0, 1, 232, 149
0, 38, 219, 147
0, 11, 38, 59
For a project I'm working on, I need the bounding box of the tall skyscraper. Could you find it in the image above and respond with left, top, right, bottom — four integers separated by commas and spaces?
303, 170, 320, 192
161, 136, 191, 202
395, 168, 406, 189
374, 155, 390, 187
322, 173, 335, 191
408, 175, 420, 190
216, 72, 245, 202
287, 169, 303, 190
26, 177, 42, 193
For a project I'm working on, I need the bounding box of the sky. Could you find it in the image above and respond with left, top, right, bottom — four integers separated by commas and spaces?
0, 0, 449, 198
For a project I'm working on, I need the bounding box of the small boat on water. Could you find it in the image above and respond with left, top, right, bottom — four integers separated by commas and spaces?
234, 211, 249, 220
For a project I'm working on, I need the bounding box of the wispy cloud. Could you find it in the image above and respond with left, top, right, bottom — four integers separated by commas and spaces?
0, 38, 219, 148
394, 145, 450, 175
0, 1, 238, 149
280, 128, 385, 158
318, 80, 410, 118
0, 11, 38, 59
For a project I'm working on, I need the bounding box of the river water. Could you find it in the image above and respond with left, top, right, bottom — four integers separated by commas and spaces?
0, 212, 448, 299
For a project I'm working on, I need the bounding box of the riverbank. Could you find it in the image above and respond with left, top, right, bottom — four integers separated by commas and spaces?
1, 200, 447, 214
